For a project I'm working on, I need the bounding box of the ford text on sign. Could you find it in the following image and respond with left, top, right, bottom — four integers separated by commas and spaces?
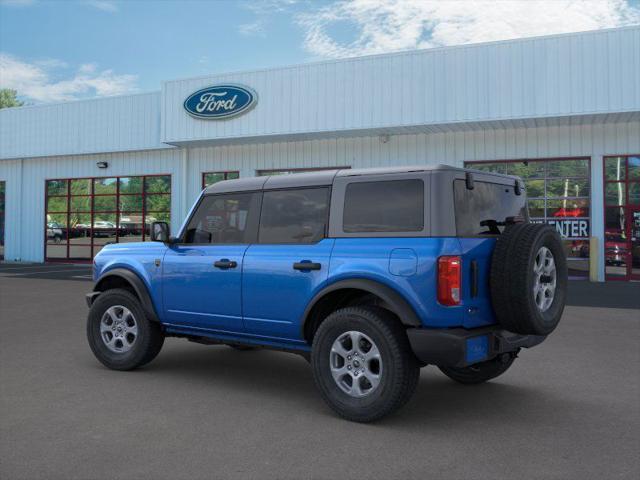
184, 85, 257, 119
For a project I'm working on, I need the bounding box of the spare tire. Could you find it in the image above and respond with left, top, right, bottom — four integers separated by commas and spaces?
490, 223, 567, 335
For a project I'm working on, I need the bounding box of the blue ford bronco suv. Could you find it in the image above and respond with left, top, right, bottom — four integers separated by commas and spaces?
86, 166, 567, 422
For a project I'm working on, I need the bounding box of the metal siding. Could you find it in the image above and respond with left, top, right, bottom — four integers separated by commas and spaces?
0, 92, 168, 160
0, 149, 184, 262
161, 27, 639, 145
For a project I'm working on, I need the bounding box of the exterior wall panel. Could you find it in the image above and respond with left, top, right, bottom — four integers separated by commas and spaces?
0, 92, 168, 160
0, 149, 184, 262
3, 119, 637, 270
163, 27, 639, 145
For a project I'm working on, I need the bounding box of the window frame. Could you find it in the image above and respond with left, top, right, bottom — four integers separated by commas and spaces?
0, 180, 5, 260
44, 174, 171, 262
464, 157, 591, 235
201, 171, 240, 189
602, 154, 640, 281
178, 191, 262, 246
257, 186, 332, 245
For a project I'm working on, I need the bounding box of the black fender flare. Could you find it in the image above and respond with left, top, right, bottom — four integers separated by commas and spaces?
301, 278, 422, 336
92, 268, 160, 323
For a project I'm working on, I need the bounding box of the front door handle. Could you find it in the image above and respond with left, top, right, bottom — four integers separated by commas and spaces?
214, 259, 237, 269
293, 261, 321, 271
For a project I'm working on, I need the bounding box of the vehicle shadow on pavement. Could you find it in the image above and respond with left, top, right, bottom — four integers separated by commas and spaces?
114, 342, 579, 428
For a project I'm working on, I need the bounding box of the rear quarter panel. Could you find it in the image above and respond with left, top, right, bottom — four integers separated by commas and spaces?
328, 237, 497, 329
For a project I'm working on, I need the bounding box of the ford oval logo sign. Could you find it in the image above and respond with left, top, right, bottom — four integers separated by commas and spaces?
183, 84, 257, 119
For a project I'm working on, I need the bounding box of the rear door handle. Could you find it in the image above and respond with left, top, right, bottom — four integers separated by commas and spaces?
293, 261, 321, 271
214, 259, 237, 269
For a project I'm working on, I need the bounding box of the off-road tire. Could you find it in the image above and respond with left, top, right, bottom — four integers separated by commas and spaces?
87, 288, 164, 371
490, 223, 567, 335
439, 353, 517, 385
311, 306, 420, 423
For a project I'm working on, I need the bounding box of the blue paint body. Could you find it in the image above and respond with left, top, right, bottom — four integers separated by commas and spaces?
94, 235, 499, 354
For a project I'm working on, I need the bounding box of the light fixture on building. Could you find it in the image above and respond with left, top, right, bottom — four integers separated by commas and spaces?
96, 161, 108, 169
379, 134, 390, 144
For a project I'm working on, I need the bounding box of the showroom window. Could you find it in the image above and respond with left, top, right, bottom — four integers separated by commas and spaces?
257, 167, 349, 176
465, 158, 591, 278
202, 171, 239, 188
45, 175, 171, 261
603, 155, 640, 280
0, 181, 5, 260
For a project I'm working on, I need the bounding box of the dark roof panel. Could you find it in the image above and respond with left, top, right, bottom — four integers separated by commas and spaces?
203, 164, 520, 194
263, 170, 339, 189
204, 176, 267, 194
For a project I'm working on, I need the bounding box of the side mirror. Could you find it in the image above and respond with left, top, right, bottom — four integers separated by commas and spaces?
151, 221, 170, 243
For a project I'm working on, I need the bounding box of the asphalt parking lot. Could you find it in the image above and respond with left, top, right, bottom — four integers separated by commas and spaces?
1, 264, 639, 480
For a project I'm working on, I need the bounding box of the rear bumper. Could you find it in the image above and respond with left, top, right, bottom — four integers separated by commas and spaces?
406, 326, 546, 368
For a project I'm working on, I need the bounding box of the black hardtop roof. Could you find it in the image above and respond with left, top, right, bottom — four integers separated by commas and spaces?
203, 164, 519, 194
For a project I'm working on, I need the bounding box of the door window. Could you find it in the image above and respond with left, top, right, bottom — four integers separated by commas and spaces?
184, 193, 260, 244
259, 188, 330, 244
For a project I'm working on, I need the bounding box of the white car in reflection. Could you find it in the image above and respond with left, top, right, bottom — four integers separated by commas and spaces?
46, 222, 64, 244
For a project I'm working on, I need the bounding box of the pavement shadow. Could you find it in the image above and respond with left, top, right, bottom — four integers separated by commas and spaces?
567, 280, 640, 310
131, 344, 583, 428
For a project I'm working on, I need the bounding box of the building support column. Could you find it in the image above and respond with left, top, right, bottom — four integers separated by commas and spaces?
178, 148, 189, 233
590, 154, 605, 282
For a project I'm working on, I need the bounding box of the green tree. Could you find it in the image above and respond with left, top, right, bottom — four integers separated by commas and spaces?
0, 89, 24, 109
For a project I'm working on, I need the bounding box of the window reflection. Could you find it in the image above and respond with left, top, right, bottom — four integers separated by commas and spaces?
45, 175, 171, 261
466, 158, 591, 278
203, 171, 239, 188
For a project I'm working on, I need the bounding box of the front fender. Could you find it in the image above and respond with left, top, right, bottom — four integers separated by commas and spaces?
92, 267, 160, 323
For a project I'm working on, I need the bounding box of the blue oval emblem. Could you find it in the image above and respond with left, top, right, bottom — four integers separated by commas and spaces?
183, 84, 257, 119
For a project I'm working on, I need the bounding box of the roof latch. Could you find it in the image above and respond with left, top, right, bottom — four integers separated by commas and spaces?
514, 180, 522, 196
465, 172, 475, 190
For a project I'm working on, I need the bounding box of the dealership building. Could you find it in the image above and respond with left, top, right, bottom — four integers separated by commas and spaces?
1, 26, 639, 281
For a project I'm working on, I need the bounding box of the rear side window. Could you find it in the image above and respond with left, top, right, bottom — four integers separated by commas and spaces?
184, 192, 260, 244
454, 180, 528, 236
343, 179, 424, 233
259, 188, 330, 244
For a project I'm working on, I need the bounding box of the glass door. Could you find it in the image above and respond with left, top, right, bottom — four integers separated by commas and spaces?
604, 155, 640, 281
0, 181, 5, 260
631, 207, 640, 280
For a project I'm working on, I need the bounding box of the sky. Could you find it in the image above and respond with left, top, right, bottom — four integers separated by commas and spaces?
1, 0, 639, 104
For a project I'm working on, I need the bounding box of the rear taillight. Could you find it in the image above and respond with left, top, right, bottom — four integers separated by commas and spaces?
438, 256, 461, 306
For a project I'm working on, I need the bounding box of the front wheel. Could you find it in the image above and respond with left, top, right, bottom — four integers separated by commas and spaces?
311, 306, 420, 423
438, 352, 516, 385
87, 288, 164, 371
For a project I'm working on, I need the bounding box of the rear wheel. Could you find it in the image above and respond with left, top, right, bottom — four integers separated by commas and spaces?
87, 288, 164, 371
438, 352, 517, 385
311, 306, 419, 423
